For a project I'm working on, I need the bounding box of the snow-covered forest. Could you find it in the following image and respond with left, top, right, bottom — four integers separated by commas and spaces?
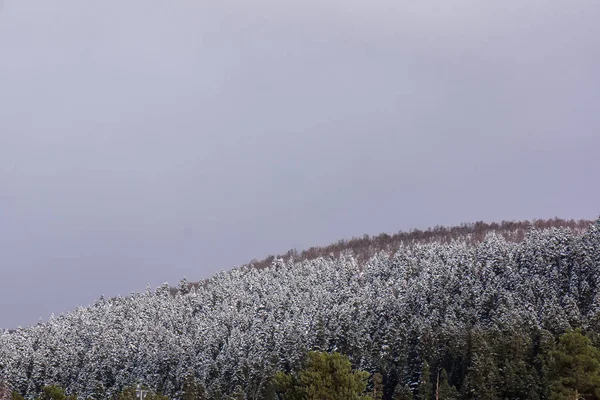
1, 220, 600, 399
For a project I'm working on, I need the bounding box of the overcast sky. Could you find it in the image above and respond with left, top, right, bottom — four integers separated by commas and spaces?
1, 0, 599, 329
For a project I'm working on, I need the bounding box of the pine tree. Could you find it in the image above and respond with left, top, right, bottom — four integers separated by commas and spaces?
39, 385, 69, 400
274, 351, 372, 400
550, 329, 600, 400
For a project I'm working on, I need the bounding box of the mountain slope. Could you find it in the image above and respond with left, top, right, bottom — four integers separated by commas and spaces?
1, 219, 599, 399
241, 217, 591, 269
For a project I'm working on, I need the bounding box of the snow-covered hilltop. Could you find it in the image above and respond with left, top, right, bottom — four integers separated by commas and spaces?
1, 219, 599, 399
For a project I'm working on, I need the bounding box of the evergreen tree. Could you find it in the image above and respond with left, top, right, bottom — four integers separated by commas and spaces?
436, 369, 458, 400
39, 385, 73, 400
462, 329, 500, 400
228, 386, 245, 400
392, 384, 414, 400
418, 362, 433, 400
181, 374, 206, 400
274, 351, 372, 400
117, 387, 138, 400
550, 329, 600, 400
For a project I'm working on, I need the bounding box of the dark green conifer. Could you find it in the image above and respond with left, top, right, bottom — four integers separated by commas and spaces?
436, 369, 459, 400
392, 384, 414, 400
550, 329, 600, 400
418, 362, 433, 400
181, 373, 206, 400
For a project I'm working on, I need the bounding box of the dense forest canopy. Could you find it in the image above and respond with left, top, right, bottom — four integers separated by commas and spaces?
1, 218, 599, 399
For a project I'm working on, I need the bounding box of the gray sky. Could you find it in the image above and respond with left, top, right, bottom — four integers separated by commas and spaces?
1, 0, 599, 329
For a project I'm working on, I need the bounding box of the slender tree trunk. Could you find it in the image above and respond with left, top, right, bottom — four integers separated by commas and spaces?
435, 370, 439, 400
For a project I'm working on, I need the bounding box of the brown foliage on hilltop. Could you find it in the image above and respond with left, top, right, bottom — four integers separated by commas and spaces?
244, 217, 592, 270
176, 217, 592, 293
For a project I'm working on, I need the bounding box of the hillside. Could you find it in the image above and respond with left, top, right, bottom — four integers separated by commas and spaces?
1, 218, 599, 400
178, 218, 591, 294
242, 218, 591, 269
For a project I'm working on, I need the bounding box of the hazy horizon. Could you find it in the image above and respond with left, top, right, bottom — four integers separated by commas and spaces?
1, 0, 599, 329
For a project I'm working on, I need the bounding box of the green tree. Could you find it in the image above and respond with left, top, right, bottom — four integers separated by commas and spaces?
181, 374, 207, 400
419, 362, 433, 400
227, 386, 245, 400
208, 388, 225, 400
392, 384, 413, 400
436, 369, 459, 400
117, 386, 138, 400
550, 329, 600, 400
39, 385, 76, 400
274, 351, 372, 400
462, 329, 500, 400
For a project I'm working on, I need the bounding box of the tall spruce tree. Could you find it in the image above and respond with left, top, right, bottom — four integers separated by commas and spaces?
436, 369, 459, 400
418, 362, 433, 400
